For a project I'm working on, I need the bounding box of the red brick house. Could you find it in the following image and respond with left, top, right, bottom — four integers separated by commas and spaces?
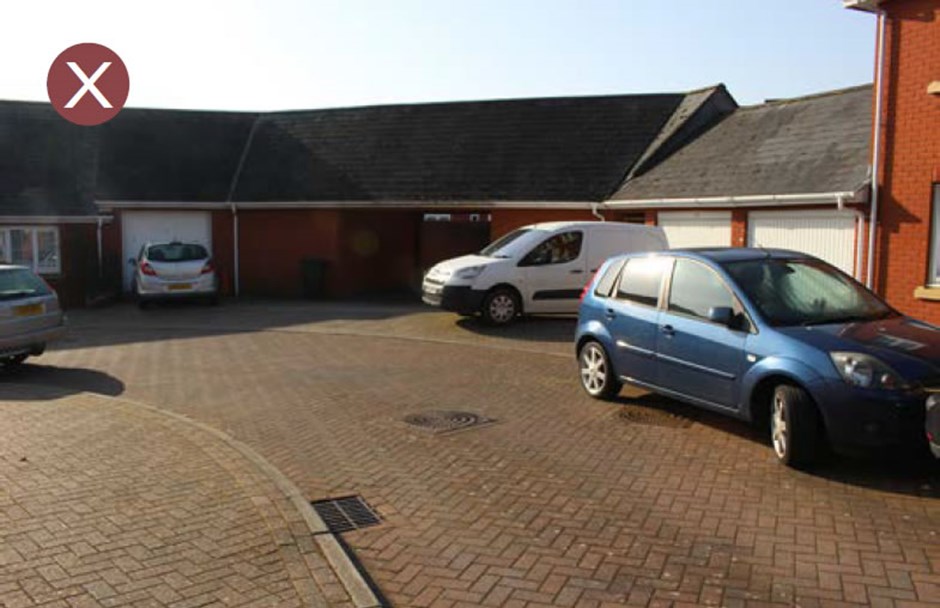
846, 0, 940, 323
1, 81, 876, 306
93, 88, 735, 300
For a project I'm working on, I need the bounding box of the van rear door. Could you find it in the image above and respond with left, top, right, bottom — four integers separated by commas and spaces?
518, 229, 587, 313
587, 226, 667, 272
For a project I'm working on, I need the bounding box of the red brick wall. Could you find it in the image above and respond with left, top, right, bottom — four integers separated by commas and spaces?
333, 210, 420, 296
44, 224, 98, 309
211, 211, 235, 296
489, 208, 596, 239
731, 210, 748, 247
237, 209, 341, 297
876, 0, 940, 322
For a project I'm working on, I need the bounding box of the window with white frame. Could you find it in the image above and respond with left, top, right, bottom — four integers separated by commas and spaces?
930, 185, 940, 286
0, 227, 61, 274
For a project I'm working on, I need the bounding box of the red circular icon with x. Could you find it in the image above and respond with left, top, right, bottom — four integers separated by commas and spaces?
47, 43, 129, 126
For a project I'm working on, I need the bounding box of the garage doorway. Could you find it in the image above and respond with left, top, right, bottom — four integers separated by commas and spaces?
657, 211, 732, 248
122, 211, 212, 292
747, 209, 857, 276
418, 213, 491, 276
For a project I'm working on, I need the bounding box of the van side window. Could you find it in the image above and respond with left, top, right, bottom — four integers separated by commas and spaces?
520, 231, 583, 266
616, 257, 670, 306
594, 259, 626, 298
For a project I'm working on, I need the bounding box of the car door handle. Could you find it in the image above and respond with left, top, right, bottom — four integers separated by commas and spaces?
661, 324, 675, 336
570, 269, 583, 274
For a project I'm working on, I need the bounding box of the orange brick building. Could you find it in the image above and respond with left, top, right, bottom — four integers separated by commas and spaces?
848, 0, 940, 322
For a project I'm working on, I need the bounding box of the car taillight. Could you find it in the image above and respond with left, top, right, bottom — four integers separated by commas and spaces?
140, 262, 157, 276
201, 260, 214, 275
579, 268, 601, 302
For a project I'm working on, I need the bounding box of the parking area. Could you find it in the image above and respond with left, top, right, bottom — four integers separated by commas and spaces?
4, 301, 940, 607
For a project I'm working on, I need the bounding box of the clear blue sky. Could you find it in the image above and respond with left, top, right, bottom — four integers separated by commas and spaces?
3, 0, 877, 111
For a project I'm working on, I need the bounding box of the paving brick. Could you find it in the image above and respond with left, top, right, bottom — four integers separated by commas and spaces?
0, 388, 346, 608
14, 301, 940, 608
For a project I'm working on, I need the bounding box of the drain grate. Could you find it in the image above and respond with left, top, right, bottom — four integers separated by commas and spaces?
403, 410, 494, 434
616, 404, 695, 428
311, 495, 381, 533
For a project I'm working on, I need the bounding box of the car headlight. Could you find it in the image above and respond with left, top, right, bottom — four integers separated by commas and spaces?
455, 265, 486, 280
830, 352, 905, 390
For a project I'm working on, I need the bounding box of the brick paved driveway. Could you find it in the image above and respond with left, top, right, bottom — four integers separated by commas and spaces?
15, 301, 940, 607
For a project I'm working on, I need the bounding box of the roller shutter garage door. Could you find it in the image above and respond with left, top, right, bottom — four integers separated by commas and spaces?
747, 210, 857, 276
657, 211, 732, 248
122, 211, 212, 291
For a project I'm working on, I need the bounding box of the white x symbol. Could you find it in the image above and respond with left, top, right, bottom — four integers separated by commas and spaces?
64, 61, 112, 109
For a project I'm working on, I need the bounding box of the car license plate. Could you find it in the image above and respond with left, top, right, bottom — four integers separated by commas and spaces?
168, 283, 192, 291
13, 303, 43, 317
425, 285, 441, 295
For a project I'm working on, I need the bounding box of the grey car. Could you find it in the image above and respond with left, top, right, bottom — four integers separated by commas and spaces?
0, 265, 67, 366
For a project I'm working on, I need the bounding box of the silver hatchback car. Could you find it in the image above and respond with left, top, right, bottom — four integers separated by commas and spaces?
131, 242, 220, 308
0, 265, 67, 366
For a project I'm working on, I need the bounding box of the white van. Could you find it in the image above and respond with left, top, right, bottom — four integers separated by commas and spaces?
422, 221, 668, 324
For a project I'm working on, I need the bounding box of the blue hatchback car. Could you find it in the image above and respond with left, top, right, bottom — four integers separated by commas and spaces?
576, 248, 940, 468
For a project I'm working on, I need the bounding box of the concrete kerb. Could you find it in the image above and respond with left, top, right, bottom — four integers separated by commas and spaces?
2, 384, 383, 608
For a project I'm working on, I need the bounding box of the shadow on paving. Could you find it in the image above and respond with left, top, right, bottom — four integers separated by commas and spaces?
455, 314, 577, 343
0, 362, 125, 398
56, 296, 435, 351
57, 298, 577, 353
614, 388, 940, 498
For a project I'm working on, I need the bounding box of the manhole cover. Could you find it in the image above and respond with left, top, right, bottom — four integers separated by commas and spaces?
616, 404, 695, 428
311, 495, 381, 533
403, 410, 494, 434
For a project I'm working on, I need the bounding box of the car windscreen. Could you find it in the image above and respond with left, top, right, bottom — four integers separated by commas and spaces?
147, 243, 209, 262
0, 268, 52, 300
722, 257, 895, 326
480, 229, 532, 258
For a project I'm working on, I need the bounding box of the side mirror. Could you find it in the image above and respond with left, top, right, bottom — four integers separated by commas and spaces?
708, 306, 734, 327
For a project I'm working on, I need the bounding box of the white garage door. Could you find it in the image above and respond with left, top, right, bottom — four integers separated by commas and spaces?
747, 210, 858, 276
657, 211, 732, 248
122, 211, 212, 291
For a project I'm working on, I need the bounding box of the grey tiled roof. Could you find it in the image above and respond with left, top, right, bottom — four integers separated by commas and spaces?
0, 84, 870, 218
95, 108, 258, 202
232, 94, 685, 202
0, 101, 99, 216
610, 85, 873, 202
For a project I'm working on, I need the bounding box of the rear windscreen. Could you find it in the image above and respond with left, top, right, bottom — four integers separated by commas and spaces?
147, 243, 209, 262
0, 268, 52, 300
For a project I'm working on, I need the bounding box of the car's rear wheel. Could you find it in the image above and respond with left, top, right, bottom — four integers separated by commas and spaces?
771, 384, 822, 468
482, 288, 519, 326
578, 341, 621, 400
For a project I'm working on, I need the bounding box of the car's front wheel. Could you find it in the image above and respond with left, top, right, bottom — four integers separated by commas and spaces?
771, 384, 822, 468
578, 341, 621, 399
481, 288, 519, 326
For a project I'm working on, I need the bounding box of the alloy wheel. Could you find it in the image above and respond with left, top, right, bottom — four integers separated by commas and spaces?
580, 343, 607, 396
771, 394, 789, 459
